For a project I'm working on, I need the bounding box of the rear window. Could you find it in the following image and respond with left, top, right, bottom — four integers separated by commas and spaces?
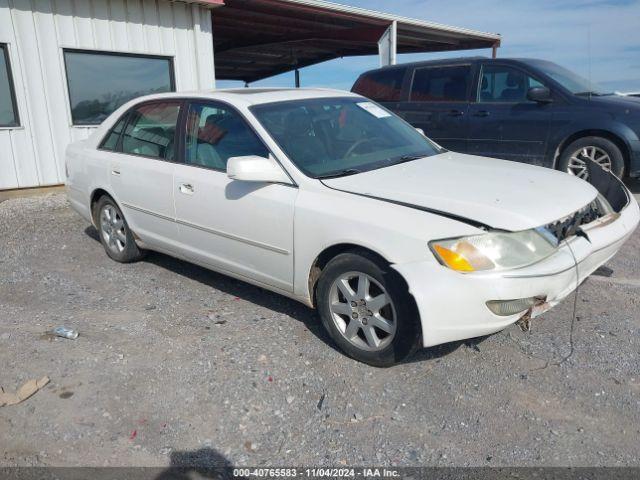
352, 68, 405, 102
410, 65, 471, 102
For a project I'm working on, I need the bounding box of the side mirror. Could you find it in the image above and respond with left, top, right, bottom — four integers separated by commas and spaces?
415, 128, 426, 136
527, 86, 553, 103
227, 155, 291, 184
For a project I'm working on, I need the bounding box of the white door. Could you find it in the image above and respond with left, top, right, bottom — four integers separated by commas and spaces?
108, 100, 182, 251
173, 101, 297, 291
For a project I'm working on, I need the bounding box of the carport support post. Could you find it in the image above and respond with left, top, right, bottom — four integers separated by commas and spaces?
378, 20, 397, 67
492, 42, 498, 59
295, 68, 300, 88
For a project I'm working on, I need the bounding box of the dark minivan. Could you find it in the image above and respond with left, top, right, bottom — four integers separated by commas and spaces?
352, 57, 640, 180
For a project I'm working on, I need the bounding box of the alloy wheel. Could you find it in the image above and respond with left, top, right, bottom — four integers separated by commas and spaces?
100, 204, 126, 254
329, 271, 397, 352
567, 146, 612, 180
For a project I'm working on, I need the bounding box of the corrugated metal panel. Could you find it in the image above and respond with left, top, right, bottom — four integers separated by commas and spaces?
0, 0, 214, 190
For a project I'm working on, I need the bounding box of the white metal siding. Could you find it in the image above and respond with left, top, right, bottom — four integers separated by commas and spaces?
0, 0, 214, 190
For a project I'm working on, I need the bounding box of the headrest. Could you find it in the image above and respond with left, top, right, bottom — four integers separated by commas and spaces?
506, 72, 523, 88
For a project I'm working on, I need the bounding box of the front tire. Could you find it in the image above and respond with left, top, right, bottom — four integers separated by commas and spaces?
94, 196, 145, 263
558, 136, 625, 180
316, 251, 420, 367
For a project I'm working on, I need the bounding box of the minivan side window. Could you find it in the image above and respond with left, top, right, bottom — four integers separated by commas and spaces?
352, 69, 405, 102
478, 65, 544, 103
184, 102, 269, 171
410, 65, 470, 102
121, 102, 181, 160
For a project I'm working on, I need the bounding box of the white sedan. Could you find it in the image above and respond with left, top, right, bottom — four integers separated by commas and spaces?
66, 88, 639, 366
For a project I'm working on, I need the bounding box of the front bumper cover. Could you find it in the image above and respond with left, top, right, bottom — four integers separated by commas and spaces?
394, 171, 640, 348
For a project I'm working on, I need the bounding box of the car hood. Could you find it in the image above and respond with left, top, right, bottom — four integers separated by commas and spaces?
322, 152, 599, 231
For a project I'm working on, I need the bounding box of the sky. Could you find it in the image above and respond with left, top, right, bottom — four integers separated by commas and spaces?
217, 0, 640, 93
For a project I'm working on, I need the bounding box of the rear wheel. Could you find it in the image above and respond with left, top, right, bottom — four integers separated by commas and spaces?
94, 196, 145, 263
316, 251, 420, 367
558, 136, 625, 180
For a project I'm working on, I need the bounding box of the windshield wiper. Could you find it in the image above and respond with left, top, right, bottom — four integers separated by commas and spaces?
316, 168, 361, 179
387, 154, 425, 166
575, 91, 612, 97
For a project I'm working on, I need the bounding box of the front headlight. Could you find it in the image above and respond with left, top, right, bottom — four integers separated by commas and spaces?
429, 229, 557, 273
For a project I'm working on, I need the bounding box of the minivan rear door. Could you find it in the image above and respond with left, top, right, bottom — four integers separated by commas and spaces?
467, 62, 552, 165
394, 64, 472, 153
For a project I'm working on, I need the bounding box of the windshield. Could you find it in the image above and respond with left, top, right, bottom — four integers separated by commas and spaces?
533, 61, 612, 96
250, 97, 442, 178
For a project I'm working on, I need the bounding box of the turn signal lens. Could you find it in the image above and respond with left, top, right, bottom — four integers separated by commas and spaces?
432, 245, 475, 272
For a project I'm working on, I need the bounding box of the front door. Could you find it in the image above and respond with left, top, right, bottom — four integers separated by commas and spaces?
173, 100, 297, 291
467, 63, 553, 165
395, 64, 471, 152
109, 100, 181, 250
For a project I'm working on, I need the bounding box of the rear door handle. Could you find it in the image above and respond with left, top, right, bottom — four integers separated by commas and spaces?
179, 183, 194, 195
448, 110, 464, 117
473, 110, 491, 117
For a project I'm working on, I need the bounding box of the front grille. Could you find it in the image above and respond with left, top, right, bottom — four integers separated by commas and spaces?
541, 200, 606, 244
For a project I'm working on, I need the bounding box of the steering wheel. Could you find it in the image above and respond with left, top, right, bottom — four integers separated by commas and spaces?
344, 138, 381, 158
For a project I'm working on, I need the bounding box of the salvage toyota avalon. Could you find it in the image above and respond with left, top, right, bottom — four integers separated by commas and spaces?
65, 88, 639, 366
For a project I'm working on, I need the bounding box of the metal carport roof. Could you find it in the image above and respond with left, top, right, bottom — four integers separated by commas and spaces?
203, 0, 501, 83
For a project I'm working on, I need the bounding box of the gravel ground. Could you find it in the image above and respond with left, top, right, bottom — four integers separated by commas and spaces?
0, 192, 639, 468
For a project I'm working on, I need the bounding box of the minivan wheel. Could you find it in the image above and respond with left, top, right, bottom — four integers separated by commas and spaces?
316, 251, 420, 367
558, 136, 625, 180
95, 196, 145, 263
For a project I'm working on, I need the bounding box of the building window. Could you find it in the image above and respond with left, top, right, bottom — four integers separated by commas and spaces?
63, 49, 175, 126
0, 44, 20, 127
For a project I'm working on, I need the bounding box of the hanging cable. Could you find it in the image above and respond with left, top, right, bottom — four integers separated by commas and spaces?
553, 236, 581, 366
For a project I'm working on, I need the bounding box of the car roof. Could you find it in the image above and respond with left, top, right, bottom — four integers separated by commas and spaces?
127, 87, 361, 108
357, 57, 552, 77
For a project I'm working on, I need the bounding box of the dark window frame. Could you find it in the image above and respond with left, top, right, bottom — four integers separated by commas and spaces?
409, 64, 473, 103
0, 43, 20, 128
63, 48, 176, 126
100, 99, 184, 162
475, 63, 547, 105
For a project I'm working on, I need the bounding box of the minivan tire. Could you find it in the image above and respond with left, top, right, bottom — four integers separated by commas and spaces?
94, 195, 145, 263
558, 136, 625, 180
316, 251, 420, 367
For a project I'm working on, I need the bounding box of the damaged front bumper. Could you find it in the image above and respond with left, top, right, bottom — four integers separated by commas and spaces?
394, 171, 640, 348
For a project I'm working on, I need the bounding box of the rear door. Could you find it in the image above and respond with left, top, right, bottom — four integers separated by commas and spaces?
467, 62, 552, 164
108, 100, 181, 251
395, 64, 472, 152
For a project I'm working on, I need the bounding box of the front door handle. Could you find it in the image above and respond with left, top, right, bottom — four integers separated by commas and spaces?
111, 169, 121, 176
178, 183, 194, 195
473, 110, 491, 117
448, 110, 464, 117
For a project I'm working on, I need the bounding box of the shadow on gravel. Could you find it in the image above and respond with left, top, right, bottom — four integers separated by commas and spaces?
84, 225, 472, 366
155, 447, 234, 479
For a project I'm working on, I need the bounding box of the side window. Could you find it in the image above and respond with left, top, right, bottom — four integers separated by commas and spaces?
410, 65, 470, 102
121, 102, 180, 160
478, 65, 544, 103
0, 44, 19, 127
100, 114, 128, 151
352, 69, 405, 102
184, 102, 269, 171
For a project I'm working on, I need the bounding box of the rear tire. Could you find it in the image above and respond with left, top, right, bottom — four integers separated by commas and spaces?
94, 196, 145, 263
558, 136, 625, 180
316, 251, 420, 367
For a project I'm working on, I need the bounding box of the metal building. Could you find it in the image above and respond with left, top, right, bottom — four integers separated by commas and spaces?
0, 0, 500, 190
